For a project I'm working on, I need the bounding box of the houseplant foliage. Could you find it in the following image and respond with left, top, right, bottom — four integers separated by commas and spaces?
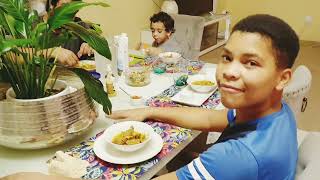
0, 0, 112, 114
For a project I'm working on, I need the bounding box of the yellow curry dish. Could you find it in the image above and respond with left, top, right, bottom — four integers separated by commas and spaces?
112, 126, 147, 145
191, 80, 215, 86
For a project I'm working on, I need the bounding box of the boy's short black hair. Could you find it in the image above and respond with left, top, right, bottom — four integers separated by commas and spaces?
232, 14, 299, 68
150, 11, 175, 33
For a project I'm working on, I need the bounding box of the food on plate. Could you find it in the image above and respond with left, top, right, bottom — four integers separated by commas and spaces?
191, 80, 215, 86
164, 53, 173, 58
131, 95, 142, 99
112, 126, 146, 145
76, 61, 96, 71
81, 63, 95, 70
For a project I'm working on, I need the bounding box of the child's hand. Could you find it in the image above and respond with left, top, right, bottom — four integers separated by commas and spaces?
145, 47, 162, 56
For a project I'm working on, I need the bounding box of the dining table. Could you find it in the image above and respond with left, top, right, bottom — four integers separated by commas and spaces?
0, 61, 222, 179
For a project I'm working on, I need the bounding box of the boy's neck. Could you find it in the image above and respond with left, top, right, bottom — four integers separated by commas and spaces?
236, 94, 283, 123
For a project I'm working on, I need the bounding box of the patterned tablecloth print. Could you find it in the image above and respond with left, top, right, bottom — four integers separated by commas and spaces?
50, 76, 221, 180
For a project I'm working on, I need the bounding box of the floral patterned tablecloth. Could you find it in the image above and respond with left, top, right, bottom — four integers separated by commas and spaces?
53, 84, 220, 180
62, 121, 192, 179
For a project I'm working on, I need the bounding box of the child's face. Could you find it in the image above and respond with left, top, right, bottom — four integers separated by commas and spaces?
150, 22, 172, 45
216, 31, 286, 109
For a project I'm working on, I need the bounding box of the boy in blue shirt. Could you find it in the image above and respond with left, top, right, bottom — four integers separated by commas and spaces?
110, 14, 300, 180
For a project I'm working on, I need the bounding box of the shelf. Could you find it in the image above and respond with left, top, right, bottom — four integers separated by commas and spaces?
200, 13, 231, 56
199, 39, 227, 56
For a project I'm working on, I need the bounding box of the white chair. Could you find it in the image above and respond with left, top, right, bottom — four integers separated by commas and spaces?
283, 65, 312, 121
296, 131, 320, 180
169, 14, 205, 60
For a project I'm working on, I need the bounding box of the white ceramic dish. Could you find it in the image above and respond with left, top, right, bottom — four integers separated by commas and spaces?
158, 52, 181, 64
171, 85, 218, 106
187, 74, 216, 93
102, 121, 153, 152
93, 128, 163, 164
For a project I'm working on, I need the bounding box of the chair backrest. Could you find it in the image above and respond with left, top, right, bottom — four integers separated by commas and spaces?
296, 132, 320, 180
169, 14, 205, 60
283, 65, 312, 120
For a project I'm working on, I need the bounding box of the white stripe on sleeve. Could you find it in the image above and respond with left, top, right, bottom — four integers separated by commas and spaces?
194, 157, 215, 180
187, 161, 202, 180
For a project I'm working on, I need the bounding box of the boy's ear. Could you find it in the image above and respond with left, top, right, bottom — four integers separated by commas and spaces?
166, 31, 172, 38
276, 68, 292, 91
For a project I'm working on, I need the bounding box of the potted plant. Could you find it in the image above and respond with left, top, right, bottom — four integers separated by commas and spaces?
0, 0, 114, 149
0, 0, 112, 113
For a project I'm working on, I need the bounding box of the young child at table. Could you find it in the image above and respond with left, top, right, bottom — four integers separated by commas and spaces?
140, 11, 182, 56
2, 14, 299, 180
111, 14, 300, 180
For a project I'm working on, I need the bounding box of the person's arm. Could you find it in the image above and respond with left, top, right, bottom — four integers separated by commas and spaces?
13, 47, 79, 66
108, 107, 228, 132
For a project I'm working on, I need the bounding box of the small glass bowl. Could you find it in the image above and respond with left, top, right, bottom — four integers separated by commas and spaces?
125, 67, 151, 87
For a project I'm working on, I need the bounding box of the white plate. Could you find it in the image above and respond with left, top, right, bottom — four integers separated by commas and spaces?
93, 131, 163, 164
171, 85, 218, 106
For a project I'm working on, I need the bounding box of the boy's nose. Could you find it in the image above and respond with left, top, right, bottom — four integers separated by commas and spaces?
223, 62, 241, 80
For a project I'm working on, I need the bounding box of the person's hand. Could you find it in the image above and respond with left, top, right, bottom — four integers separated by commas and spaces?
145, 47, 162, 56
107, 108, 151, 122
77, 43, 93, 58
54, 48, 79, 67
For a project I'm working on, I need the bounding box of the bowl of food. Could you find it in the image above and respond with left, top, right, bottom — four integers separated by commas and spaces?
158, 52, 181, 65
187, 74, 217, 93
103, 121, 153, 152
76, 60, 96, 72
125, 66, 151, 87
130, 95, 144, 106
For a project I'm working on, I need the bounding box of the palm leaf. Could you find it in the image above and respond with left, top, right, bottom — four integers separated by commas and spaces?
0, 0, 28, 23
71, 68, 112, 114
63, 22, 111, 60
47, 1, 109, 31
0, 39, 32, 55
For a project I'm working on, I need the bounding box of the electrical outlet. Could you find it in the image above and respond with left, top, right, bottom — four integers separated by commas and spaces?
305, 16, 313, 25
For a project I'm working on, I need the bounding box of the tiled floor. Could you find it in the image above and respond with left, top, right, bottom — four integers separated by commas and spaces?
200, 41, 320, 131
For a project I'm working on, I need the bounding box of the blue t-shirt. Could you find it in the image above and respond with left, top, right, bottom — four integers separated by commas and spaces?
176, 102, 298, 180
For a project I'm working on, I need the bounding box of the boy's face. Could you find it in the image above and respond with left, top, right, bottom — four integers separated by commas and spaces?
216, 31, 287, 109
150, 22, 172, 45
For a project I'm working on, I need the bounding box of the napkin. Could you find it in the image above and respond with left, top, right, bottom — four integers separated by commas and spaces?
48, 151, 89, 178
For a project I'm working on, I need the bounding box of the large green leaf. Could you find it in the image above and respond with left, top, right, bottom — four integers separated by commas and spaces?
47, 1, 109, 31
0, 10, 12, 35
71, 68, 112, 114
0, 0, 28, 23
0, 39, 32, 55
64, 22, 111, 60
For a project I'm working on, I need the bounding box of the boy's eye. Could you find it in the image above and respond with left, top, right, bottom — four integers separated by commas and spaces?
157, 30, 163, 33
222, 55, 232, 62
245, 60, 259, 67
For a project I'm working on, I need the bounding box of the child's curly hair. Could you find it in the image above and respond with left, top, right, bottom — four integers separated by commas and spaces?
150, 11, 175, 33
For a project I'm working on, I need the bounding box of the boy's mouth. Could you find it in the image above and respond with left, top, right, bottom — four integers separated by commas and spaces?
219, 83, 244, 93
